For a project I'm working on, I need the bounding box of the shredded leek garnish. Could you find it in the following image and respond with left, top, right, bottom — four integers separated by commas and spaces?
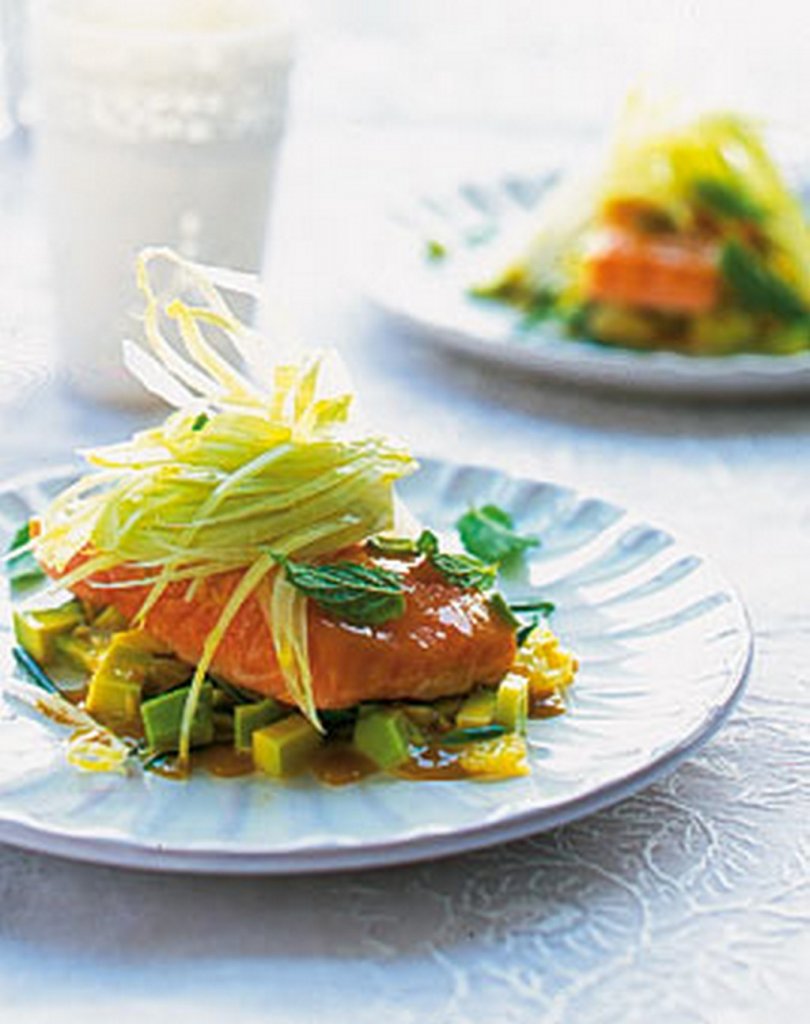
34, 248, 416, 762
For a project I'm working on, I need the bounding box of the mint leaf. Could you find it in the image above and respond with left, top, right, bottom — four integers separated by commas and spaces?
456, 504, 539, 564
416, 530, 439, 557
430, 553, 497, 590
416, 530, 496, 590
281, 558, 406, 627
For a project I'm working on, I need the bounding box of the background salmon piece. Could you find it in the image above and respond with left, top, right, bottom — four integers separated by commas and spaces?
64, 551, 517, 709
584, 228, 720, 314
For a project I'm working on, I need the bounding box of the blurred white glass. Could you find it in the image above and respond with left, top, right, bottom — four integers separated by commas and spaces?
1, 0, 29, 140
33, 0, 295, 406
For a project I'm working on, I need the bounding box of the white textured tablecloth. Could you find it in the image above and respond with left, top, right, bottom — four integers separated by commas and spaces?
0, 115, 808, 1023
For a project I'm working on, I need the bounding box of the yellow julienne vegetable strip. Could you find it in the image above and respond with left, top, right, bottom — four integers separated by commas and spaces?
177, 552, 276, 764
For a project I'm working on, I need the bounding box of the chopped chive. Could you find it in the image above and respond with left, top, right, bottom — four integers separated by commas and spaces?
5, 523, 46, 592
441, 724, 507, 746
12, 645, 60, 695
509, 599, 555, 616
516, 618, 539, 647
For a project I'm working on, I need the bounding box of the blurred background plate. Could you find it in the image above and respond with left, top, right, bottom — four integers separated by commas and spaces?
0, 460, 751, 873
363, 171, 810, 398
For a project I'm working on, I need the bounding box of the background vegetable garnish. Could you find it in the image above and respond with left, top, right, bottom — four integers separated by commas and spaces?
720, 240, 808, 320
471, 97, 810, 356
456, 504, 539, 563
692, 178, 765, 223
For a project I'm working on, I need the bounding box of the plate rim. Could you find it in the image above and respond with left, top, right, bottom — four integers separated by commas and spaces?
0, 461, 754, 874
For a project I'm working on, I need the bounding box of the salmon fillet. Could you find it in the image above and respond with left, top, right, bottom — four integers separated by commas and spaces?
61, 547, 517, 709
584, 228, 720, 314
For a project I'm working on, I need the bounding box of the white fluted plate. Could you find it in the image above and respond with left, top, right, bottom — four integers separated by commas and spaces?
364, 171, 810, 397
0, 462, 751, 873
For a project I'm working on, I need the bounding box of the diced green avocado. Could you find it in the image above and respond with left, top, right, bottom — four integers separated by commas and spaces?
353, 708, 412, 770
141, 683, 214, 753
234, 698, 286, 752
86, 673, 142, 725
55, 631, 103, 673
456, 688, 497, 730
252, 714, 322, 778
89, 605, 130, 633
87, 630, 190, 696
13, 601, 85, 665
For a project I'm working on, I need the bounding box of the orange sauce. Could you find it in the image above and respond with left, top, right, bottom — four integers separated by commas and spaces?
193, 744, 254, 778
529, 691, 568, 719
61, 685, 88, 707
146, 745, 254, 780
311, 744, 377, 786
35, 698, 79, 728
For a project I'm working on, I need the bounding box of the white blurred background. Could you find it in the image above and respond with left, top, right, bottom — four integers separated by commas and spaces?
1, 0, 810, 411
293, 0, 810, 134
5, 1, 810, 141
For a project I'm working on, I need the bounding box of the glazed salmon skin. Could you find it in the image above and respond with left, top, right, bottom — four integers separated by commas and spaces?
61, 546, 517, 709
583, 228, 720, 314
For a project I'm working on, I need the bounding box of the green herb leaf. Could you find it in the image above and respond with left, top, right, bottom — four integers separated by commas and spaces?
693, 178, 765, 223
720, 240, 808, 320
5, 523, 45, 591
416, 529, 497, 590
430, 553, 497, 590
281, 558, 406, 627
456, 504, 539, 564
488, 592, 520, 630
442, 723, 507, 746
191, 412, 209, 432
416, 530, 439, 557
